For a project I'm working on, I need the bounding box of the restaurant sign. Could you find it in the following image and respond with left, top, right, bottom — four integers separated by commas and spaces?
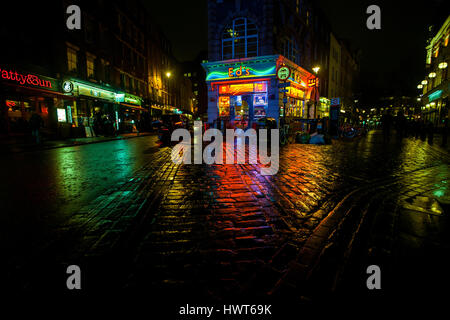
0, 66, 58, 91
204, 61, 277, 81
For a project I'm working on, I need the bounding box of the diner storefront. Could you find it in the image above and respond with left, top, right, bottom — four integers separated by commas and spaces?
201, 55, 317, 129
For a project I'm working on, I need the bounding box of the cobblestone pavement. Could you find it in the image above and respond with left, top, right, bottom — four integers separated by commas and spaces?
4, 131, 450, 309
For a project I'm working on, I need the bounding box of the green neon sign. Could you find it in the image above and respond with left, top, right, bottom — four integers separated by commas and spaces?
428, 90, 442, 102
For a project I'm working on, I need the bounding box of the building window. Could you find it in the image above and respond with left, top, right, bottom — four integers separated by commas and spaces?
282, 38, 299, 63
222, 17, 258, 60
67, 47, 77, 72
120, 73, 126, 88
87, 55, 95, 78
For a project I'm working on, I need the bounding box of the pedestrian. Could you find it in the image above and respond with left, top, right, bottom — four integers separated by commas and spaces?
93, 111, 102, 137
29, 111, 44, 144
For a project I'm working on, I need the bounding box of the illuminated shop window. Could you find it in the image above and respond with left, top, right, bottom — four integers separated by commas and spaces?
222, 17, 258, 60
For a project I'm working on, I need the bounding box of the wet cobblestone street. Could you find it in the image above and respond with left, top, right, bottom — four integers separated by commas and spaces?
3, 131, 450, 308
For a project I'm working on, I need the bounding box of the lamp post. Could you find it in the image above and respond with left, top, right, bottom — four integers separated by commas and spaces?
165, 71, 172, 113
312, 66, 320, 119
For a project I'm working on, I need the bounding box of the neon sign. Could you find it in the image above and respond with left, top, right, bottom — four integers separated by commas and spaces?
219, 81, 268, 95
308, 78, 317, 87
428, 90, 442, 102
0, 67, 52, 88
228, 66, 251, 77
6, 100, 16, 108
205, 65, 276, 81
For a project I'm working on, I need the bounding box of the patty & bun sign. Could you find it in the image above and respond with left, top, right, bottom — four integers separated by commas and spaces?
0, 66, 54, 89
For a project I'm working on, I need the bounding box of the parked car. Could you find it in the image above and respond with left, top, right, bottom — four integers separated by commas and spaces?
158, 114, 185, 145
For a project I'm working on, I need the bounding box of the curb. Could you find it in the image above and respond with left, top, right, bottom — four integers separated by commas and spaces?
1, 132, 157, 154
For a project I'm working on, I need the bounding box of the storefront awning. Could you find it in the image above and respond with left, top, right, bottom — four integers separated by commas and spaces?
120, 102, 146, 111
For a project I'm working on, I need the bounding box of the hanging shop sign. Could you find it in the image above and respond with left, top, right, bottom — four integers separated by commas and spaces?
276, 65, 291, 81
0, 66, 59, 91
62, 81, 74, 93
308, 78, 318, 87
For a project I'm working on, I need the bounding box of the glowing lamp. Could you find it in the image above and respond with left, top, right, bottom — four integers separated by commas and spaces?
421, 80, 428, 85
417, 84, 423, 89
428, 72, 436, 78
438, 62, 448, 69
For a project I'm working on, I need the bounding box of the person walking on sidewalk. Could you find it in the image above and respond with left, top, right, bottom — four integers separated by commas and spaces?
29, 112, 44, 144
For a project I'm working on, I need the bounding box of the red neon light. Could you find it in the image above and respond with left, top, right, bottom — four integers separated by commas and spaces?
6, 100, 15, 108
0, 67, 52, 88
211, 77, 272, 90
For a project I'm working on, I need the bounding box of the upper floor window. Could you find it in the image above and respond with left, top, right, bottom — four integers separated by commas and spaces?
67, 47, 78, 72
222, 17, 258, 60
86, 54, 95, 78
282, 38, 299, 63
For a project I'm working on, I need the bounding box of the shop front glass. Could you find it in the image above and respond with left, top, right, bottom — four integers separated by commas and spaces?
4, 95, 52, 134
218, 81, 268, 129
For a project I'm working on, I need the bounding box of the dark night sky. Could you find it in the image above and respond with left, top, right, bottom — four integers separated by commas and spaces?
143, 0, 208, 62
143, 0, 449, 100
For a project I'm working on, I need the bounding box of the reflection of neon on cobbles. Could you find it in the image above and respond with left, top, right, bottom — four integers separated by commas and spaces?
171, 121, 279, 175
0, 67, 52, 88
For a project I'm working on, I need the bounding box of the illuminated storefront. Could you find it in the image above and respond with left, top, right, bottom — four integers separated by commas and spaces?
0, 65, 74, 136
63, 79, 147, 134
317, 97, 330, 118
202, 55, 317, 129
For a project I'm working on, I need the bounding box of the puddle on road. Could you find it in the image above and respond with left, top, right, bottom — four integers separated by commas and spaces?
403, 196, 444, 215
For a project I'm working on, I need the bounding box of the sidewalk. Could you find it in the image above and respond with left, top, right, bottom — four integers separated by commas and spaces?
0, 131, 157, 154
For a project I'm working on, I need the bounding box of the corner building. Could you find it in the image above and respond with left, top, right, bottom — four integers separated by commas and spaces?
204, 0, 331, 128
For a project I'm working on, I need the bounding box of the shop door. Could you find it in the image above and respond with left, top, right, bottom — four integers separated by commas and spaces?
235, 95, 252, 129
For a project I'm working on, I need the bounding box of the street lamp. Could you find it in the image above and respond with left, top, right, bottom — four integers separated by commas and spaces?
417, 84, 423, 89
312, 66, 320, 119
438, 62, 448, 69
428, 72, 436, 78
421, 80, 428, 85
165, 71, 172, 112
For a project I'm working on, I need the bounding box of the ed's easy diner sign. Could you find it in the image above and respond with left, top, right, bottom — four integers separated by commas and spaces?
0, 66, 53, 89
228, 65, 251, 77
